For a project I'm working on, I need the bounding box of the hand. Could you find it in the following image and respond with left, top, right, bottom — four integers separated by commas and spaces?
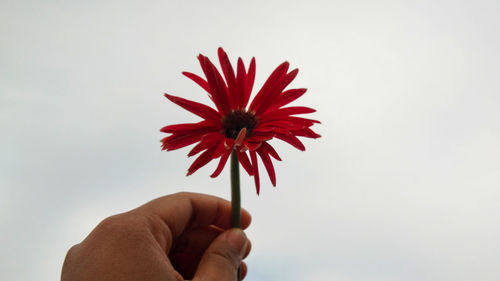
61, 192, 252, 281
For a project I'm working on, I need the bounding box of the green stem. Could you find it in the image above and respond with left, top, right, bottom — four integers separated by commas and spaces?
230, 149, 241, 281
230, 149, 241, 228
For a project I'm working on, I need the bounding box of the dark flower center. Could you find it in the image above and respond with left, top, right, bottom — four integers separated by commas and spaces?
222, 110, 258, 139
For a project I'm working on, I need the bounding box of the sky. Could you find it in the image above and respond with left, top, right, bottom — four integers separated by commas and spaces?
1, 0, 499, 280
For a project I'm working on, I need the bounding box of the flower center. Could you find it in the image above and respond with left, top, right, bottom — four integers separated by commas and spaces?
222, 110, 258, 139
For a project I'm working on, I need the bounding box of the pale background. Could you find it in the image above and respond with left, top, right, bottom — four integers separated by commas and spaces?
1, 0, 499, 280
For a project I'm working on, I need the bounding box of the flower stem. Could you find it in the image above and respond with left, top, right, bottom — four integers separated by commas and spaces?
230, 149, 241, 228
230, 149, 241, 281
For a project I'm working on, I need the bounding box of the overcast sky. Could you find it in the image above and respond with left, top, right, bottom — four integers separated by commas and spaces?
1, 0, 499, 280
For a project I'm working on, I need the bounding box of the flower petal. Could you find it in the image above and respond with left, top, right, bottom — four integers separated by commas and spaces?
160, 120, 216, 134
187, 132, 224, 156
218, 48, 238, 109
248, 61, 289, 112
164, 94, 222, 125
237, 150, 253, 176
224, 138, 235, 150
187, 145, 218, 176
236, 58, 246, 109
182, 72, 210, 94
243, 140, 262, 151
161, 134, 203, 151
271, 127, 291, 135
255, 120, 304, 132
254, 68, 299, 115
271, 88, 307, 109
275, 133, 306, 151
292, 127, 321, 139
257, 148, 276, 186
250, 150, 260, 195
258, 106, 316, 123
252, 126, 274, 133
247, 131, 275, 142
212, 141, 228, 158
210, 149, 231, 178
283, 116, 321, 127
244, 58, 256, 109
260, 142, 281, 161
198, 55, 231, 114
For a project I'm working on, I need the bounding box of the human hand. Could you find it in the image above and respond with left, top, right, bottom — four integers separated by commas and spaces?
61, 192, 252, 281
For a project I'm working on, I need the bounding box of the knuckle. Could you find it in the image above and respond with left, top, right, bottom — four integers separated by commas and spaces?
173, 191, 192, 199
61, 243, 82, 276
95, 213, 149, 236
98, 214, 125, 229
64, 243, 80, 259
211, 248, 240, 268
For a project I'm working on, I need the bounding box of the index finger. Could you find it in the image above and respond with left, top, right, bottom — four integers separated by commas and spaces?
137, 192, 251, 238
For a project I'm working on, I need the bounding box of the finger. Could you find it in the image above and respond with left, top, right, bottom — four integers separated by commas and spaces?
193, 228, 249, 281
243, 239, 252, 259
169, 252, 201, 279
173, 225, 223, 255
170, 225, 223, 278
171, 226, 252, 280
240, 240, 251, 279
138, 192, 251, 238
240, 261, 248, 280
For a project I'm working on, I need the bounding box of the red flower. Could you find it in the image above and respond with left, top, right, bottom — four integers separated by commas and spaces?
161, 48, 320, 194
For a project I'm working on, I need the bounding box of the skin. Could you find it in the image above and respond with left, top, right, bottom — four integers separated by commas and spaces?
61, 192, 252, 281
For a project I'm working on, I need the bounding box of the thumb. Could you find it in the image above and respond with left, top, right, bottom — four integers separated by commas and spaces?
193, 228, 249, 281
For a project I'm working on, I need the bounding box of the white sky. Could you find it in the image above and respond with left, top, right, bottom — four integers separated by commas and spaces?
1, 0, 499, 280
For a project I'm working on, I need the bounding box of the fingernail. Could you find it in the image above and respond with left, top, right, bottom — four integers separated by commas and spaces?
226, 228, 248, 258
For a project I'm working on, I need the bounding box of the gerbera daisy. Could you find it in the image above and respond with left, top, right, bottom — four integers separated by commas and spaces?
161, 47, 320, 194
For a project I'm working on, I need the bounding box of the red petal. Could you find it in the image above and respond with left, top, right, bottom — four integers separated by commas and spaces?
256, 120, 304, 131
237, 150, 253, 176
182, 72, 210, 93
187, 145, 218, 175
164, 94, 222, 125
271, 127, 291, 135
243, 58, 256, 109
250, 150, 260, 195
243, 140, 262, 151
248, 61, 289, 112
188, 142, 213, 157
212, 141, 228, 158
161, 134, 203, 151
282, 116, 321, 127
275, 133, 306, 151
160, 121, 216, 134
258, 106, 316, 123
252, 126, 274, 133
198, 55, 231, 114
210, 149, 231, 178
271, 88, 307, 109
236, 58, 246, 109
224, 138, 235, 150
254, 68, 299, 115
292, 127, 321, 139
247, 131, 275, 142
187, 133, 224, 156
218, 48, 238, 108
257, 148, 276, 186
260, 142, 281, 161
